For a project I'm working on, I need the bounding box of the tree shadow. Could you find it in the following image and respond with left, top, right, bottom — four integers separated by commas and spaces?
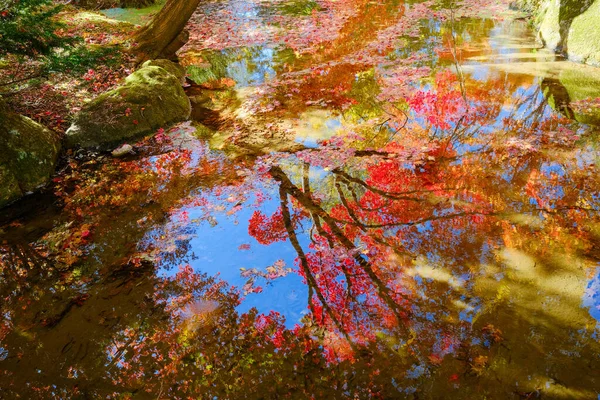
557, 0, 596, 54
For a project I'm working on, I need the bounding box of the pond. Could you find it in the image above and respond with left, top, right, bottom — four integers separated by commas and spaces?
1, 0, 600, 398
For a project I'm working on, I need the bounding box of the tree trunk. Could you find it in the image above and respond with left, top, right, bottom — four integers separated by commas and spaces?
131, 0, 202, 63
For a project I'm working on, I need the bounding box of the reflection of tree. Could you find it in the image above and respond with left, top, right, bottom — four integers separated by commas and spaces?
0, 140, 242, 397
0, 250, 413, 398
244, 62, 600, 390
262, 134, 598, 395
0, 253, 158, 397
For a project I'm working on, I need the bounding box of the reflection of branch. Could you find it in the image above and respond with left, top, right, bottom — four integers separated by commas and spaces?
367, 101, 410, 145
333, 169, 457, 201
447, 6, 468, 106
331, 170, 494, 230
335, 179, 366, 232
302, 162, 334, 247
343, 180, 388, 212
335, 210, 502, 229
301, 167, 358, 298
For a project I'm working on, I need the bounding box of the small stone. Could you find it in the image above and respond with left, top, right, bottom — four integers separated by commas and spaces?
111, 144, 134, 158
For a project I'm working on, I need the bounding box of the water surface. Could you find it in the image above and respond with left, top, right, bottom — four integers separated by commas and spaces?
1, 0, 600, 398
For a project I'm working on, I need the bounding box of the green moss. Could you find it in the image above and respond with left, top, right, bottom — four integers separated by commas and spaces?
192, 123, 216, 139
278, 0, 323, 16
142, 59, 186, 82
536, 0, 561, 50
559, 68, 600, 101
559, 68, 600, 125
45, 44, 123, 75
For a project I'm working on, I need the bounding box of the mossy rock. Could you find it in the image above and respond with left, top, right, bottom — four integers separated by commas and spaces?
523, 0, 599, 66
63, 11, 134, 29
143, 59, 186, 82
0, 164, 21, 208
65, 61, 191, 149
0, 101, 62, 208
567, 0, 600, 66
537, 0, 561, 50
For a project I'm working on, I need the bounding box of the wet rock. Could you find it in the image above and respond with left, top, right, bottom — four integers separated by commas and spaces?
65, 60, 191, 150
111, 143, 135, 157
0, 100, 62, 208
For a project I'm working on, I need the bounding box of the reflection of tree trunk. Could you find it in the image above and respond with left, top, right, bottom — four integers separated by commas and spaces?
541, 77, 575, 120
131, 0, 203, 63
279, 186, 357, 350
271, 166, 410, 335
